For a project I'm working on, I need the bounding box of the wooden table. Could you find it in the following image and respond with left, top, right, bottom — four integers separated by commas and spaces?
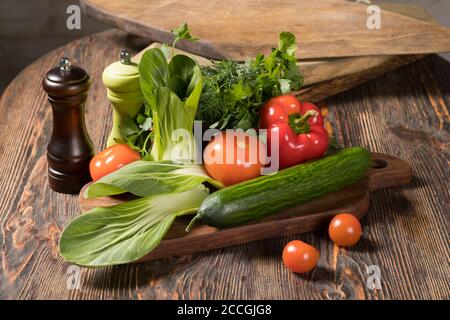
0, 30, 448, 300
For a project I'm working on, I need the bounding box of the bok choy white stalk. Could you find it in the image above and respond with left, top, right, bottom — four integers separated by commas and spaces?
139, 49, 203, 163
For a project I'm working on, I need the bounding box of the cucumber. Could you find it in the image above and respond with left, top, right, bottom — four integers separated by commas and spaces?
189, 147, 371, 229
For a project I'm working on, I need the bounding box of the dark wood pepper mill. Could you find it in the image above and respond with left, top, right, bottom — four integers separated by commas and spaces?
42, 57, 95, 194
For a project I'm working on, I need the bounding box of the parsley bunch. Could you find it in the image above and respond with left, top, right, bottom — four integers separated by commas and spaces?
196, 32, 303, 130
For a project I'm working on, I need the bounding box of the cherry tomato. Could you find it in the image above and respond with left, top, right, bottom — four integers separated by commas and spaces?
203, 131, 266, 186
328, 213, 362, 246
282, 240, 319, 273
89, 144, 141, 181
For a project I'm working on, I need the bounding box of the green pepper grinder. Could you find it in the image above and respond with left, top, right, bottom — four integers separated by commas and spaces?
102, 49, 143, 146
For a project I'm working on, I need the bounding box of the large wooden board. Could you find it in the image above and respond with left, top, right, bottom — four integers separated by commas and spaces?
129, 3, 432, 102
79, 153, 412, 262
80, 0, 450, 61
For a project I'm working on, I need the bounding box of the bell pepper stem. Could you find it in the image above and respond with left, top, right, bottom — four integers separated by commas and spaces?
297, 110, 318, 123
288, 110, 319, 134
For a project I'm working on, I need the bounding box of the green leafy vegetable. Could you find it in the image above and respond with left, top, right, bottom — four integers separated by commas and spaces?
118, 110, 154, 158
84, 160, 224, 199
119, 23, 200, 158
139, 49, 203, 162
171, 22, 198, 58
172, 22, 198, 43
60, 185, 209, 267
196, 31, 303, 130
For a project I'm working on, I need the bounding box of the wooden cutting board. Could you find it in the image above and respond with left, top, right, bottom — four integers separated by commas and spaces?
79, 153, 412, 262
97, 2, 436, 102
80, 0, 450, 61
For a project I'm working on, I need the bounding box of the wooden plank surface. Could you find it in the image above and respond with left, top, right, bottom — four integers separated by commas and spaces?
105, 3, 434, 103
80, 0, 450, 61
0, 29, 448, 299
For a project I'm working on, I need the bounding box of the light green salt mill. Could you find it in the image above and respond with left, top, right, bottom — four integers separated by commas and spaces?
102, 49, 143, 147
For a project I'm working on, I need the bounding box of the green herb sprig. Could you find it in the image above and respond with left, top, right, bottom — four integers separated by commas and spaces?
171, 22, 198, 58
196, 32, 303, 130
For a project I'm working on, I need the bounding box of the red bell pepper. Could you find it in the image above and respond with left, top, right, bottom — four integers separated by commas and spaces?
259, 95, 329, 170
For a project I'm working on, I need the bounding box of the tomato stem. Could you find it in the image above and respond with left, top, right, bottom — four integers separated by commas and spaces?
288, 110, 318, 135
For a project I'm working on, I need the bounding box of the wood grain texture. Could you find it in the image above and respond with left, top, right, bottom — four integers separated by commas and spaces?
134, 4, 432, 101
0, 29, 448, 299
80, 0, 450, 61
77, 153, 412, 262
297, 55, 424, 102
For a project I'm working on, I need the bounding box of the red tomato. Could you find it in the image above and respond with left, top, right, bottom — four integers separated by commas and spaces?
282, 240, 319, 273
328, 213, 362, 246
89, 144, 141, 181
203, 131, 266, 186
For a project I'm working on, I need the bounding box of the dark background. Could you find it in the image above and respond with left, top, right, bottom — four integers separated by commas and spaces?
0, 0, 449, 93
0, 0, 108, 93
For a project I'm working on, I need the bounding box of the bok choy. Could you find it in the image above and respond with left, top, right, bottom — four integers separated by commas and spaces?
84, 160, 223, 199
60, 185, 209, 267
139, 49, 203, 162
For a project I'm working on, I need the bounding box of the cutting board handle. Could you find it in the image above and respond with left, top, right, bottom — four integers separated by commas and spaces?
369, 152, 413, 192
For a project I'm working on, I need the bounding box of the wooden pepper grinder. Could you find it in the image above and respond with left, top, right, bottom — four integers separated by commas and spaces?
102, 49, 143, 147
42, 57, 95, 194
